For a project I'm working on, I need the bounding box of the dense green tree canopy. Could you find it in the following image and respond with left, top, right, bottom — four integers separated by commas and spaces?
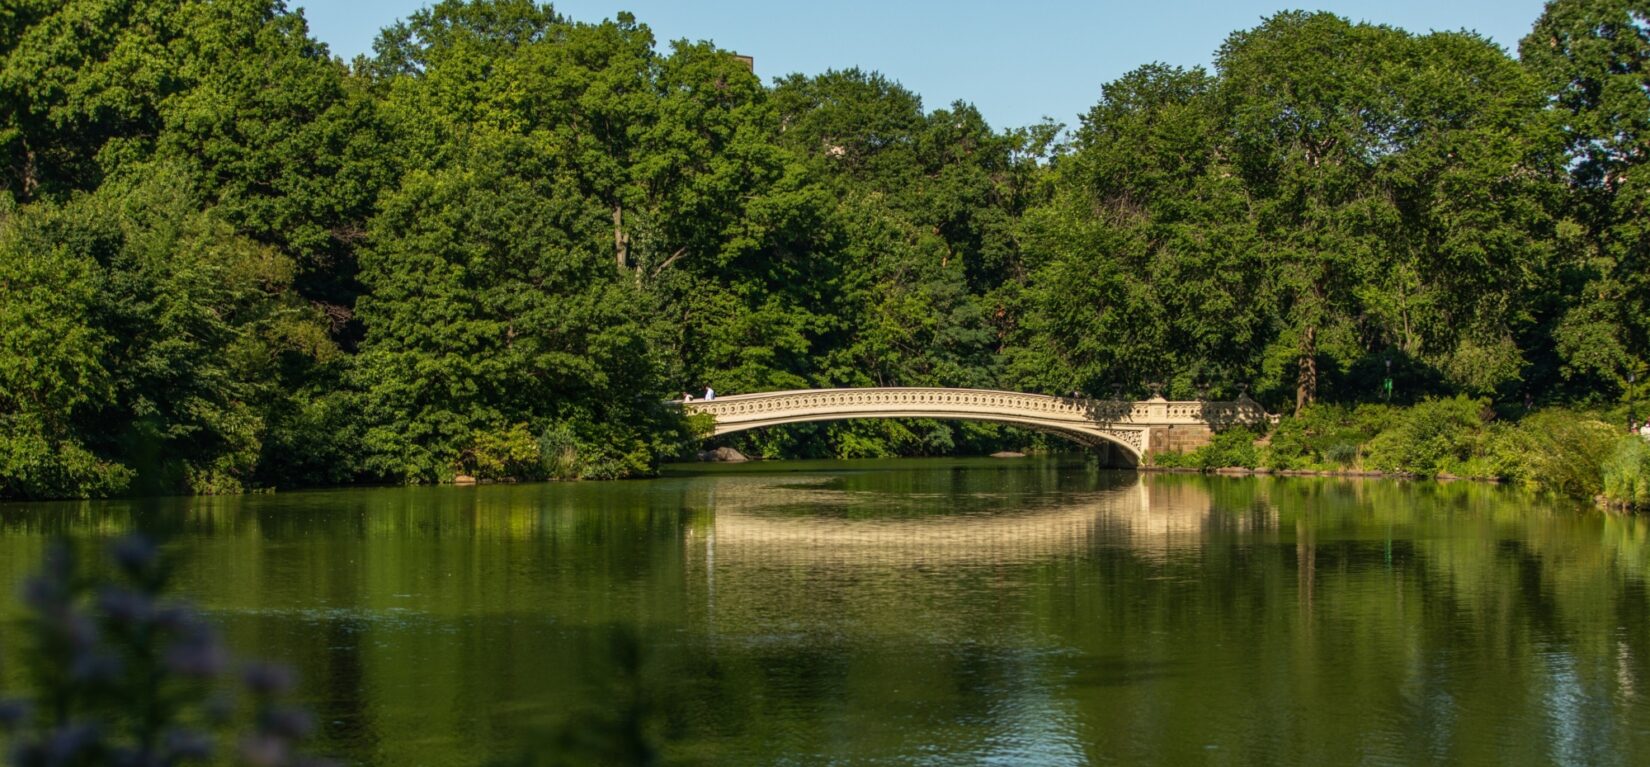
2, 0, 1647, 498
1521, 0, 1650, 390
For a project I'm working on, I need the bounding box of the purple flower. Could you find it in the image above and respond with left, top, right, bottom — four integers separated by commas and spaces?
263, 706, 314, 740
242, 664, 297, 697
203, 692, 237, 726
107, 744, 148, 767
164, 634, 229, 678
8, 536, 332, 767
69, 652, 124, 685
97, 587, 156, 626
153, 605, 204, 634
0, 699, 26, 728
111, 536, 159, 577
239, 735, 291, 767
42, 722, 104, 763
20, 574, 68, 613
62, 612, 102, 652
163, 727, 215, 761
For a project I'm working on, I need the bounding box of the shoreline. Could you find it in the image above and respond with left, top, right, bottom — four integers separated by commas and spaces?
1138, 465, 1501, 483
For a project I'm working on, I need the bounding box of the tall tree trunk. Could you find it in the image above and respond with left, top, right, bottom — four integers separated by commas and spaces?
20, 140, 38, 201
1295, 324, 1317, 415
612, 204, 627, 270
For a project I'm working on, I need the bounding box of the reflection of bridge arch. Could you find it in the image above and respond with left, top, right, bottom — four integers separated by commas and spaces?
686, 474, 1248, 567
679, 474, 1271, 643
682, 388, 1273, 462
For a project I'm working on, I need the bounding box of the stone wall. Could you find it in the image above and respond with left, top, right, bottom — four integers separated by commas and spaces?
1148, 425, 1215, 461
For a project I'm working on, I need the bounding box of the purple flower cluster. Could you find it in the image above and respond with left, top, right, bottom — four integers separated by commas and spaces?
238, 664, 328, 767
0, 536, 332, 767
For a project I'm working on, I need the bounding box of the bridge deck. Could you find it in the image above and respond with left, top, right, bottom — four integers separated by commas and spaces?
679, 387, 1271, 459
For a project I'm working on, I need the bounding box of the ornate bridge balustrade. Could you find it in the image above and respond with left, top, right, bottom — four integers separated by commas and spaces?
679, 388, 1272, 463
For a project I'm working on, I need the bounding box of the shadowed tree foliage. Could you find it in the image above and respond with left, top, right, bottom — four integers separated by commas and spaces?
1, 170, 339, 498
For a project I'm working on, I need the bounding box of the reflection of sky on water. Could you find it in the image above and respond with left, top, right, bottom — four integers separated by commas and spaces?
1539, 642, 1639, 766
973, 655, 1087, 767
1543, 648, 1586, 765
1618, 639, 1638, 704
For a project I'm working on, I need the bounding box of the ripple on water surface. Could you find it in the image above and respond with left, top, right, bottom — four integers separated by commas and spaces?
1, 457, 1648, 766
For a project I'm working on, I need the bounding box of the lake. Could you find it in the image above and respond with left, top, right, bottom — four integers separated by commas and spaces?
2, 457, 1648, 765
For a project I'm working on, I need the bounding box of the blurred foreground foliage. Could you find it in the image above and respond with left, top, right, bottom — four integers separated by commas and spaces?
0, 535, 328, 766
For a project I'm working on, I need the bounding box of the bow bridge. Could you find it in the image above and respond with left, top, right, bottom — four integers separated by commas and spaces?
680, 388, 1272, 464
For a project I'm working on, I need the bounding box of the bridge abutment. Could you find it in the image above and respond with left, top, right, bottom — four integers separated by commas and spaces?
1148, 424, 1215, 459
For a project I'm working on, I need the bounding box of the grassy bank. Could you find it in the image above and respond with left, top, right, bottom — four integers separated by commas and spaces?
1153, 397, 1650, 510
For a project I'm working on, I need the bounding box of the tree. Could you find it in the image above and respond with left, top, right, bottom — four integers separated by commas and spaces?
1220, 13, 1557, 410
0, 196, 129, 497
0, 169, 336, 499
155, 0, 393, 316
1521, 0, 1650, 395
0, 0, 389, 327
355, 5, 700, 481
1012, 64, 1266, 398
353, 144, 675, 481
364, 0, 565, 80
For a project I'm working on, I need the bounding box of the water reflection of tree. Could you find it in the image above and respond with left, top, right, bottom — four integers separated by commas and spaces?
0, 475, 1646, 764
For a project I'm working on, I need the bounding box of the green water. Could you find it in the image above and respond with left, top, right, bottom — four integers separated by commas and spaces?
3, 457, 1649, 765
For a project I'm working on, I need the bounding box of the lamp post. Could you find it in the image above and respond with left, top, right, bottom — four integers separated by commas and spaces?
1630, 371, 1638, 433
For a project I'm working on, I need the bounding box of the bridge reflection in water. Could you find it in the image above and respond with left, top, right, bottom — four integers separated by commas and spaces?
685, 474, 1245, 567
673, 471, 1271, 642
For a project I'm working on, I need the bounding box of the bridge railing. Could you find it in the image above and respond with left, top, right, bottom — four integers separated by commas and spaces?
675, 388, 1273, 428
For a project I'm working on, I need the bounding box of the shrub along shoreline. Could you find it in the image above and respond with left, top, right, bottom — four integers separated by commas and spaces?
1149, 396, 1650, 511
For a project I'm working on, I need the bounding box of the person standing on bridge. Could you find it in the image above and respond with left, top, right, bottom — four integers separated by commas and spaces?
705, 386, 715, 401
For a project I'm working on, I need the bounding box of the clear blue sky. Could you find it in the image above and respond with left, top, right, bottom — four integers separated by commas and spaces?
293, 0, 1552, 130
